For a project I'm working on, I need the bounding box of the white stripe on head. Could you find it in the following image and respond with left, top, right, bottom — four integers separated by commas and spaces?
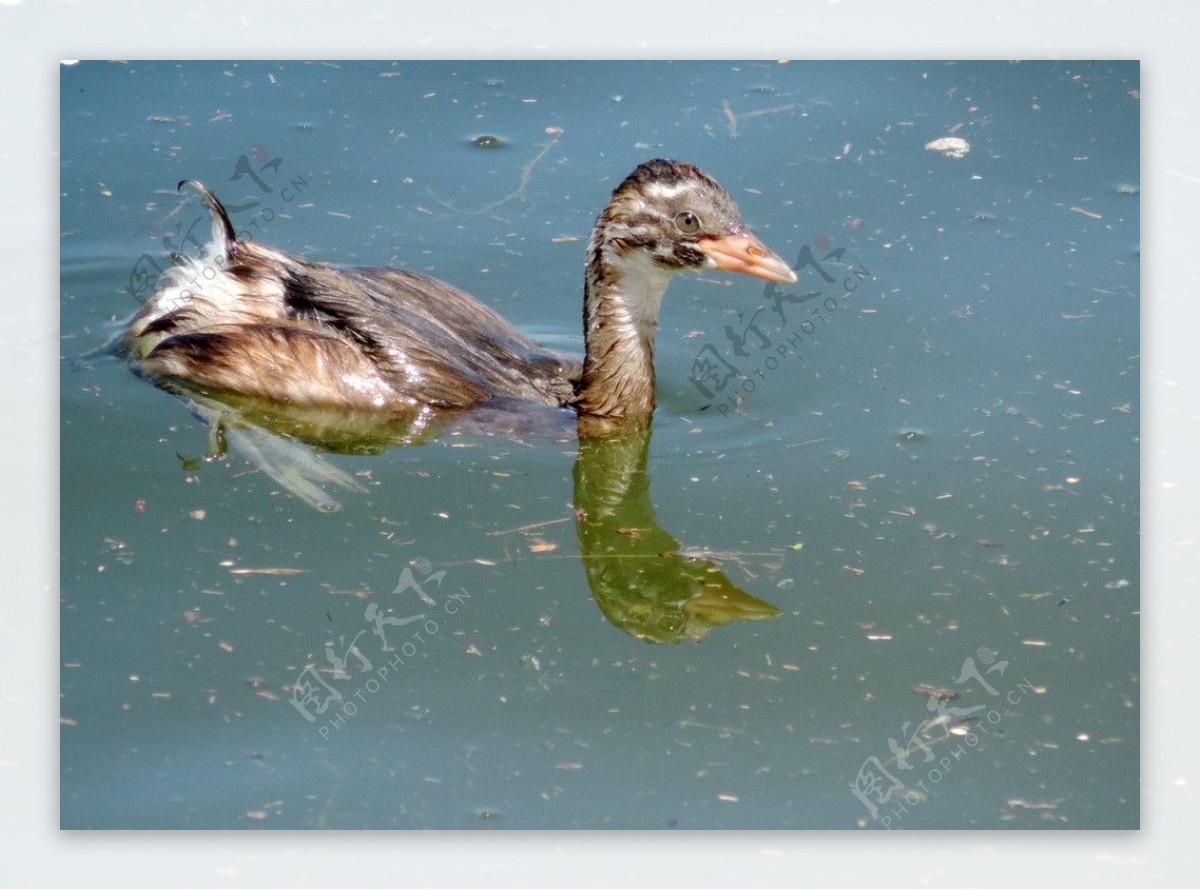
641, 180, 692, 202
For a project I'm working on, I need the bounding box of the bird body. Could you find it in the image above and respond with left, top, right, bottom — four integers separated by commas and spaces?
123, 159, 796, 424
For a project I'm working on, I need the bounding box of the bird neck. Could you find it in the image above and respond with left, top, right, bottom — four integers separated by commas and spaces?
576, 239, 676, 418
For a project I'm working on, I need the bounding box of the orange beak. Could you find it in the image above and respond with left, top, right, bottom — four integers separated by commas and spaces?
700, 231, 798, 284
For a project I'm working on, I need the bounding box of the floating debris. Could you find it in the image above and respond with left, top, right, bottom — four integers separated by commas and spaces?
487, 516, 572, 537
470, 134, 506, 149
925, 136, 970, 159
1008, 798, 1059, 812
913, 683, 960, 702
226, 566, 308, 576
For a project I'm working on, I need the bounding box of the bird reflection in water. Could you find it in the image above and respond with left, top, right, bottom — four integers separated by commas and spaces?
168, 397, 780, 644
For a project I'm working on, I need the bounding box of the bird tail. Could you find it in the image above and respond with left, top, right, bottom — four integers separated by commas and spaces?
177, 179, 237, 261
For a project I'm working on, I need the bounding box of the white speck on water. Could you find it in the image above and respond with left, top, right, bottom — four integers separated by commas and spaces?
925, 136, 971, 159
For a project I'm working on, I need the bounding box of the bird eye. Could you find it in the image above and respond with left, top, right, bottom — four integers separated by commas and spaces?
674, 211, 701, 235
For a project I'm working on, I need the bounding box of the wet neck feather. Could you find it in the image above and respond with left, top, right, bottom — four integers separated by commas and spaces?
576, 242, 675, 418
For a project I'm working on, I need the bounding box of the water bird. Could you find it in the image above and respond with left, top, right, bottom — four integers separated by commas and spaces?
122, 159, 796, 425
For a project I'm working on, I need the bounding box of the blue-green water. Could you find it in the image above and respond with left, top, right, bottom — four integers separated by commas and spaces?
60, 60, 1139, 829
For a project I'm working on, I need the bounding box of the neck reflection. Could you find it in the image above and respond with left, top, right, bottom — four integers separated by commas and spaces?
573, 418, 779, 644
